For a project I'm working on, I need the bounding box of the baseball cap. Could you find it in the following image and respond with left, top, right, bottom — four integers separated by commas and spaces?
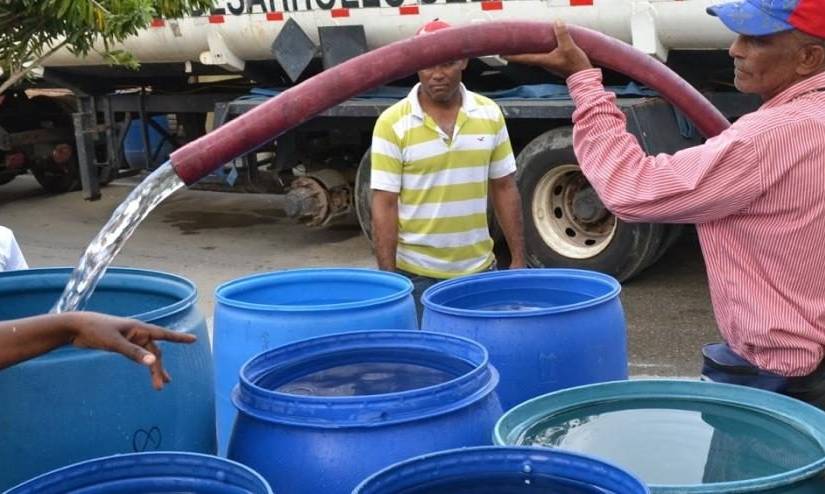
416, 19, 452, 36
707, 0, 825, 38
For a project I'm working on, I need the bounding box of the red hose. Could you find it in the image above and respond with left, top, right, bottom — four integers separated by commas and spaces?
171, 21, 730, 185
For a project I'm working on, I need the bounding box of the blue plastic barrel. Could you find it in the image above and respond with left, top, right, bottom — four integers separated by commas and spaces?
494, 380, 825, 493
6, 452, 272, 494
0, 267, 216, 491
354, 446, 649, 493
213, 268, 417, 453
228, 330, 502, 494
123, 115, 174, 170
422, 268, 627, 409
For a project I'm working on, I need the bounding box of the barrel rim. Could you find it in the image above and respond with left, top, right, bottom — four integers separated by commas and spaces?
232, 330, 499, 428
353, 445, 649, 493
215, 268, 414, 312
421, 268, 621, 318
493, 379, 825, 493
4, 451, 272, 494
0, 266, 198, 323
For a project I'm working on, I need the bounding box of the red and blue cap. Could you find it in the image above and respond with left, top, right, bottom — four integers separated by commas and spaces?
707, 0, 825, 38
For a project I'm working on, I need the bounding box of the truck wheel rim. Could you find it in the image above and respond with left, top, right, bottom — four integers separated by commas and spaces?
531, 164, 617, 259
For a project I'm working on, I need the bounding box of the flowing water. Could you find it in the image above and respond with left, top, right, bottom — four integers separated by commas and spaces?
517, 398, 825, 486
52, 162, 184, 313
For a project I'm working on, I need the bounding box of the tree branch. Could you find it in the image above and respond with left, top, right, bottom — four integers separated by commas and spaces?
0, 39, 69, 95
89, 0, 112, 15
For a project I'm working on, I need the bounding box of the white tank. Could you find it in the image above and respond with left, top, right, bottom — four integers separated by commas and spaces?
43, 0, 734, 69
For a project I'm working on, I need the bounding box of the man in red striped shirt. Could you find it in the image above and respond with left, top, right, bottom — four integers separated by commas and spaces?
509, 0, 825, 406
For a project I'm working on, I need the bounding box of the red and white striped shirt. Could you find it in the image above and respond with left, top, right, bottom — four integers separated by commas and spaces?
568, 68, 825, 377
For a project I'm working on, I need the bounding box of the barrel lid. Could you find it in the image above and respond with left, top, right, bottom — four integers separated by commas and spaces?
0, 266, 197, 322
422, 268, 621, 318
233, 330, 499, 428
215, 268, 413, 312
5, 452, 272, 494
354, 446, 649, 494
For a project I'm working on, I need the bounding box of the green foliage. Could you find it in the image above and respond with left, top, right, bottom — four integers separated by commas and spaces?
0, 0, 213, 90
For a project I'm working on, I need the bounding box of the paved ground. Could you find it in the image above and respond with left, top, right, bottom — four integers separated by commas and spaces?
1, 174, 719, 377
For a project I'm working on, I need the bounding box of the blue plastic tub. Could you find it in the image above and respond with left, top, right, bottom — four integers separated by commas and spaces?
422, 268, 627, 409
213, 268, 417, 453
228, 330, 502, 494
354, 446, 649, 493
0, 267, 216, 491
123, 115, 174, 170
5, 452, 272, 493
495, 379, 825, 493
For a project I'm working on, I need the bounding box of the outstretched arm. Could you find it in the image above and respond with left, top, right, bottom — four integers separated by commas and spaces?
0, 312, 196, 390
506, 21, 762, 223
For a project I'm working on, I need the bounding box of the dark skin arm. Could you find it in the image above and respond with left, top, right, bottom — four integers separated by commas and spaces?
489, 173, 526, 268
0, 312, 196, 390
372, 190, 400, 271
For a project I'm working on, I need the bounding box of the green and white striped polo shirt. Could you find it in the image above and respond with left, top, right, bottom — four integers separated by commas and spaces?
370, 83, 516, 279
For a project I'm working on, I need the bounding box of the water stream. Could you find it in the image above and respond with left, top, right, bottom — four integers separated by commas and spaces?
51, 162, 184, 313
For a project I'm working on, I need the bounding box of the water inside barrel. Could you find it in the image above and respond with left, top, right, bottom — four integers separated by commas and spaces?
274, 362, 460, 397
518, 398, 825, 485
448, 288, 590, 311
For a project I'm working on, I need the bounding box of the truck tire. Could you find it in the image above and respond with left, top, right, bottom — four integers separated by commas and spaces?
355, 148, 373, 242
27, 96, 81, 194
32, 156, 79, 193
641, 224, 685, 271
516, 127, 666, 281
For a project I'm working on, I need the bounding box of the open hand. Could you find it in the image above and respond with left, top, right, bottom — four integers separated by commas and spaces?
68, 312, 196, 390
504, 21, 593, 79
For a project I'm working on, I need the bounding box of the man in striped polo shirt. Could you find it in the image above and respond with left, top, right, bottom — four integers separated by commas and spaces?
370, 20, 526, 316
508, 2, 825, 406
